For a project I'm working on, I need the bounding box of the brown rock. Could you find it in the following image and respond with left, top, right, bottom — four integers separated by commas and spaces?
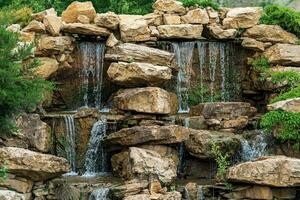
94, 12, 120, 30
35, 57, 59, 79
241, 37, 265, 52
157, 24, 203, 39
43, 15, 62, 36
140, 145, 179, 166
267, 98, 300, 113
124, 194, 151, 200
32, 8, 57, 22
143, 13, 163, 26
208, 24, 237, 39
159, 192, 181, 200
36, 36, 74, 55
232, 186, 273, 200
110, 179, 148, 199
272, 188, 297, 200
106, 33, 119, 47
0, 175, 33, 193
62, 23, 110, 36
20, 32, 35, 43
119, 17, 151, 42
0, 190, 26, 200
153, 0, 186, 14
264, 43, 300, 66
62, 1, 96, 23
77, 15, 90, 24
163, 14, 181, 25
22, 20, 45, 33
181, 8, 209, 24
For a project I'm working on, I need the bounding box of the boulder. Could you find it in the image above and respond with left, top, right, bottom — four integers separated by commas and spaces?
0, 175, 33, 193
43, 15, 62, 36
94, 12, 120, 30
114, 87, 178, 114
32, 8, 57, 22
109, 179, 148, 199
227, 156, 300, 187
264, 44, 300, 66
62, 1, 96, 23
163, 14, 181, 25
62, 23, 110, 36
107, 62, 172, 86
157, 24, 203, 39
36, 36, 74, 56
35, 57, 59, 79
140, 145, 179, 166
105, 43, 176, 68
22, 20, 45, 33
241, 37, 265, 52
106, 33, 119, 47
104, 125, 190, 146
119, 17, 151, 42
77, 15, 90, 24
111, 147, 177, 184
0, 147, 70, 181
208, 25, 237, 39
143, 13, 163, 26
230, 186, 273, 200
20, 32, 35, 43
181, 8, 209, 24
223, 7, 262, 29
0, 190, 26, 200
153, 0, 185, 14
243, 25, 298, 44
267, 98, 300, 113
184, 130, 241, 159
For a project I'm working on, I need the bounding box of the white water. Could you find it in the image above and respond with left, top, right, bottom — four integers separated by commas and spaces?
89, 188, 109, 200
178, 118, 190, 174
197, 186, 205, 200
79, 42, 105, 109
83, 119, 108, 177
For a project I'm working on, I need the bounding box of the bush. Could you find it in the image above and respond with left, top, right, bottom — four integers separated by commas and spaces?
180, 0, 220, 10
260, 4, 300, 37
271, 85, 300, 103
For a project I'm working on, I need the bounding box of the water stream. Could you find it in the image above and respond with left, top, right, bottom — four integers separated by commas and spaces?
89, 188, 109, 200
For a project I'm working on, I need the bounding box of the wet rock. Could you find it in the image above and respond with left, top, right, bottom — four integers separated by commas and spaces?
140, 145, 179, 166
0, 190, 26, 200
0, 147, 70, 181
267, 98, 300, 113
107, 62, 172, 86
111, 147, 177, 184
223, 7, 262, 29
106, 33, 119, 47
94, 12, 120, 30
264, 43, 300, 66
105, 43, 176, 68
243, 25, 298, 44
0, 175, 33, 193
110, 179, 149, 199
62, 1, 96, 23
181, 8, 209, 24
272, 188, 297, 200
157, 24, 203, 39
43, 15, 62, 36
62, 23, 110, 36
36, 36, 74, 56
230, 186, 273, 200
114, 87, 178, 114
105, 125, 190, 146
153, 0, 186, 14
208, 24, 237, 39
227, 156, 300, 187
163, 14, 181, 25
241, 37, 265, 52
22, 20, 45, 33
184, 129, 241, 159
34, 57, 59, 79
32, 8, 57, 22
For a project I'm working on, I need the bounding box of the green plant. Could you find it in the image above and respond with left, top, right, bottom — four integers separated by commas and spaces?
270, 71, 300, 87
251, 56, 270, 72
188, 84, 221, 106
180, 0, 220, 10
211, 142, 230, 180
271, 85, 300, 103
0, 6, 32, 27
0, 164, 8, 182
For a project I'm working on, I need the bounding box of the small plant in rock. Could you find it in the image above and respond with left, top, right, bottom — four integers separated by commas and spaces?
251, 56, 270, 72
211, 142, 230, 181
270, 71, 300, 88
188, 84, 221, 106
271, 85, 300, 103
0, 164, 8, 182
180, 0, 220, 10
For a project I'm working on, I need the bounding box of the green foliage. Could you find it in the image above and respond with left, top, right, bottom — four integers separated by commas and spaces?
0, 21, 53, 135
270, 71, 300, 87
211, 142, 230, 180
251, 56, 270, 72
0, 6, 32, 27
260, 4, 300, 37
180, 0, 220, 10
188, 84, 221, 106
271, 85, 300, 103
0, 164, 8, 182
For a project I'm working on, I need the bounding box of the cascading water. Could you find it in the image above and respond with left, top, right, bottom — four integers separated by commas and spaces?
64, 115, 77, 175
83, 119, 108, 176
89, 188, 109, 200
178, 117, 190, 174
197, 186, 205, 200
79, 42, 106, 109
172, 42, 196, 113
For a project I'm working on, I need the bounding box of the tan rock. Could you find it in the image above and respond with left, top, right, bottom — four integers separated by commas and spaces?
6, 24, 21, 32
223, 7, 262, 29
153, 0, 186, 14
208, 24, 237, 39
207, 7, 219, 24
184, 129, 241, 159
143, 13, 163, 26
106, 33, 119, 47
0, 176, 33, 193
36, 36, 74, 55
43, 15, 62, 36
119, 17, 151, 42
243, 25, 298, 44
157, 24, 203, 39
32, 8, 57, 22
159, 191, 181, 200
264, 44, 300, 66
62, 23, 110, 36
34, 57, 58, 80
0, 190, 26, 200
104, 125, 190, 146
141, 145, 179, 166
267, 98, 300, 113
77, 15, 90, 24
232, 186, 273, 200
124, 194, 151, 200
114, 87, 178, 114
181, 8, 209, 24
62, 1, 96, 23
22, 20, 45, 33
110, 179, 148, 199
228, 156, 300, 187
107, 62, 172, 86
149, 26, 160, 37
105, 43, 176, 69
241, 37, 265, 51
272, 188, 296, 200
94, 12, 120, 30
163, 14, 181, 25
0, 147, 70, 181
20, 32, 35, 43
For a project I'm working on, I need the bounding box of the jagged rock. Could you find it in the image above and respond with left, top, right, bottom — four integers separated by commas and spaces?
32, 8, 57, 22
110, 179, 149, 199
77, 15, 90, 24
243, 25, 298, 44
0, 175, 33, 194
143, 13, 163, 26
223, 7, 262, 29
207, 7, 219, 24
227, 156, 300, 187
20, 32, 35, 43
267, 98, 300, 113
119, 16, 151, 42
62, 1, 96, 23
62, 23, 110, 36
264, 44, 300, 66
36, 36, 74, 55
163, 14, 181, 25
94, 12, 120, 30
0, 190, 26, 200
43, 15, 62, 36
104, 125, 190, 146
184, 129, 241, 159
114, 87, 178, 114
22, 20, 45, 33
107, 62, 172, 86
157, 24, 203, 39
34, 57, 59, 79
150, 26, 160, 37
111, 147, 177, 184
153, 0, 186, 14
208, 24, 237, 39
181, 8, 209, 24
105, 43, 176, 68
241, 37, 265, 52
0, 147, 70, 181
106, 33, 119, 47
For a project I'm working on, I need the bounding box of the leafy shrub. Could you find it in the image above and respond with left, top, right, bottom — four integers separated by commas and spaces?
180, 0, 220, 10
270, 71, 300, 87
211, 142, 230, 180
271, 85, 300, 103
0, 164, 8, 182
251, 56, 270, 72
0, 6, 32, 27
260, 4, 300, 37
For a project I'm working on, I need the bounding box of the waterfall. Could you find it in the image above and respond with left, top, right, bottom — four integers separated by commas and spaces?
83, 119, 108, 176
178, 118, 190, 174
172, 42, 196, 113
197, 186, 205, 200
64, 115, 77, 175
89, 188, 109, 200
79, 42, 105, 109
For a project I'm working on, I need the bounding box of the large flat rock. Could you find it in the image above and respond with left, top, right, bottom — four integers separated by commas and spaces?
62, 23, 110, 36
36, 36, 75, 56
264, 44, 300, 66
157, 24, 203, 39
153, 0, 185, 14
267, 98, 300, 113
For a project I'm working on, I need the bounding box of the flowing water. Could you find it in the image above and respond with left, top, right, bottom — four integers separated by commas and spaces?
89, 188, 109, 200
178, 118, 190, 174
197, 186, 205, 200
79, 42, 105, 109
64, 115, 77, 175
83, 119, 108, 176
